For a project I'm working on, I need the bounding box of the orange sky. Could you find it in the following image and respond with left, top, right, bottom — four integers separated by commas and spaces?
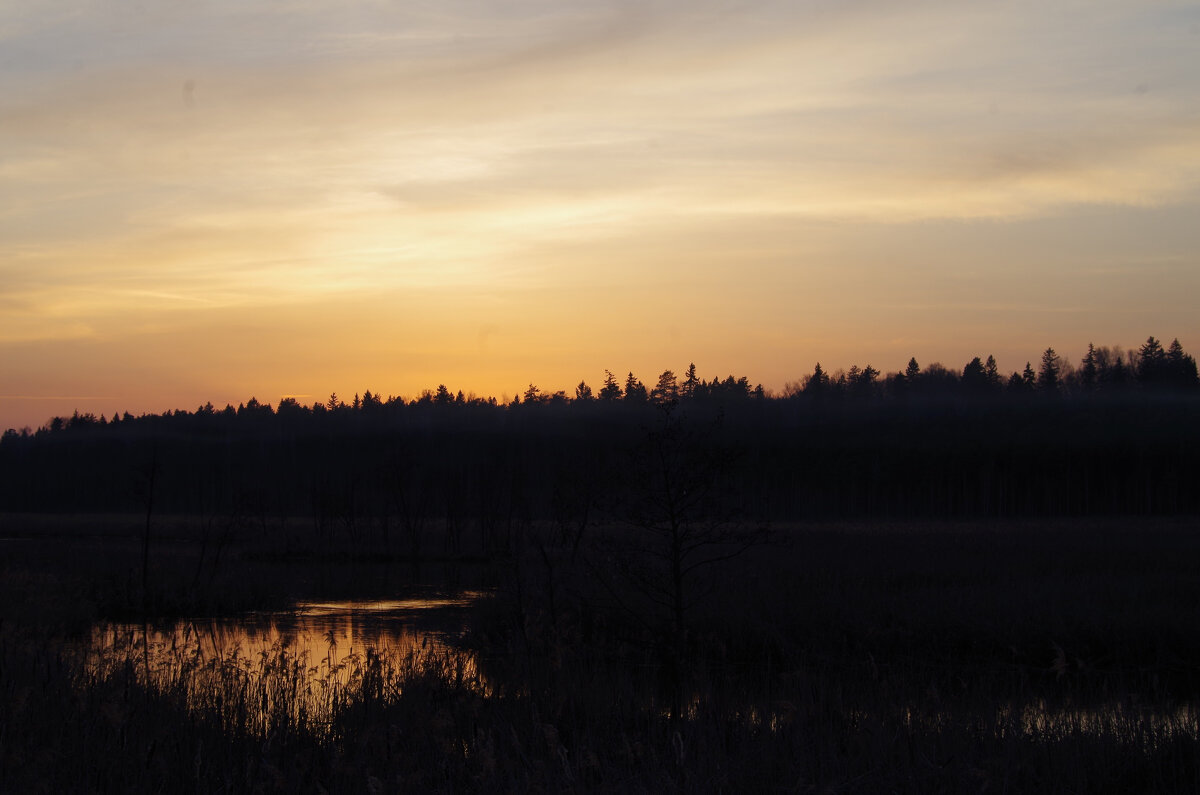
3, 1, 1199, 430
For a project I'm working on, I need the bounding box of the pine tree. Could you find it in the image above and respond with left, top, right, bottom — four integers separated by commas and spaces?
651, 370, 679, 405
1165, 338, 1198, 389
1079, 343, 1098, 391
806, 362, 830, 394
624, 372, 648, 404
1037, 348, 1061, 393
962, 357, 987, 392
681, 363, 700, 399
984, 355, 1001, 391
599, 370, 623, 401
905, 357, 921, 382
1138, 336, 1167, 385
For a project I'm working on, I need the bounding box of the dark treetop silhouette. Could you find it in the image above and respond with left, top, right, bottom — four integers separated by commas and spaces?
2, 336, 1198, 519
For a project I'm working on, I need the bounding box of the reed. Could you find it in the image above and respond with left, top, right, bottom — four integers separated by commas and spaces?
3, 517, 1200, 792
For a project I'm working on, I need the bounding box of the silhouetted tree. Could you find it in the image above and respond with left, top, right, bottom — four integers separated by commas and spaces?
1079, 343, 1099, 392
651, 370, 679, 405
984, 355, 1002, 391
708, 375, 752, 402
1110, 352, 1133, 388
848, 364, 880, 399
1133, 336, 1199, 390
623, 372, 648, 404
1138, 337, 1167, 386
681, 363, 700, 400
1089, 346, 1130, 388
68, 410, 100, 429
240, 397, 273, 418
804, 363, 830, 396
1022, 362, 1036, 390
575, 381, 594, 402
914, 362, 958, 395
277, 397, 305, 418
1037, 348, 1061, 393
905, 357, 921, 382
962, 357, 988, 393
1165, 338, 1199, 389
523, 384, 544, 405
599, 370, 622, 402
599, 407, 768, 720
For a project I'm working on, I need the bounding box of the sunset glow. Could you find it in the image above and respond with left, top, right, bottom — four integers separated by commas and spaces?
4, 1, 1199, 429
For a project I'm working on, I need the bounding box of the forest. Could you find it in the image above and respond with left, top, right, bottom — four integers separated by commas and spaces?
2, 335, 1200, 793
2, 336, 1198, 520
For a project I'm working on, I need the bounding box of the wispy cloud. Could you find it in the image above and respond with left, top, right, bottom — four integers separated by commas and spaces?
2, 0, 1199, 427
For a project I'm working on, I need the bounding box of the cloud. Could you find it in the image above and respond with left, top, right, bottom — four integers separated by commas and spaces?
2, 0, 1199, 394
6, 0, 1197, 223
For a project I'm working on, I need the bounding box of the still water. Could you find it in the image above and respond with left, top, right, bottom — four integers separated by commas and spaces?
86, 591, 489, 734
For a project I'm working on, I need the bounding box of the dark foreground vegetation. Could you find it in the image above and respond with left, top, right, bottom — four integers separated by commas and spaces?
2, 336, 1199, 791
3, 516, 1200, 792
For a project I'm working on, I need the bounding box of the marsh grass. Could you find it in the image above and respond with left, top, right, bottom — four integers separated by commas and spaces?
3, 517, 1200, 792
84, 624, 487, 741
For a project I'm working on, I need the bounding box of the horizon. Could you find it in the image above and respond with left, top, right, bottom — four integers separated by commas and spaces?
4, 1, 1199, 432
5, 334, 1190, 431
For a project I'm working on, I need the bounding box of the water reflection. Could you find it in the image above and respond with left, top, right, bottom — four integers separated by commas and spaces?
896, 699, 1199, 746
86, 594, 488, 736
296, 595, 480, 615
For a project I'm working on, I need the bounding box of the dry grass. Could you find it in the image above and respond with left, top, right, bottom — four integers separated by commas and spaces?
3, 517, 1200, 792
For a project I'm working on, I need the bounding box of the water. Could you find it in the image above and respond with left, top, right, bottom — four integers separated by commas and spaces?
93, 593, 484, 666
85, 591, 489, 733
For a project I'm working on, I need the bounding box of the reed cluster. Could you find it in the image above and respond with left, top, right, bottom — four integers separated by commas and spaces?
3, 518, 1200, 792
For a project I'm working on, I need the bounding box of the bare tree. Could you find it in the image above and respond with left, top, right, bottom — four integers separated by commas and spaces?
595, 406, 769, 718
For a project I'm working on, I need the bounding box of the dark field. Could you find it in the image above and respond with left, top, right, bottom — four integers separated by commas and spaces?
3, 514, 1199, 793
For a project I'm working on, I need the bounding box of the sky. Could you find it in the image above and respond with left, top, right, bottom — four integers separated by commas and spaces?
2, 0, 1199, 429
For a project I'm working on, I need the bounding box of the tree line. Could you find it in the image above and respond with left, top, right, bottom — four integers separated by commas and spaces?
1, 336, 1197, 523
4, 336, 1195, 441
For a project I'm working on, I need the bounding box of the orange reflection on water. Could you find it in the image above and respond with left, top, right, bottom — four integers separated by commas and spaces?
87, 597, 486, 736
